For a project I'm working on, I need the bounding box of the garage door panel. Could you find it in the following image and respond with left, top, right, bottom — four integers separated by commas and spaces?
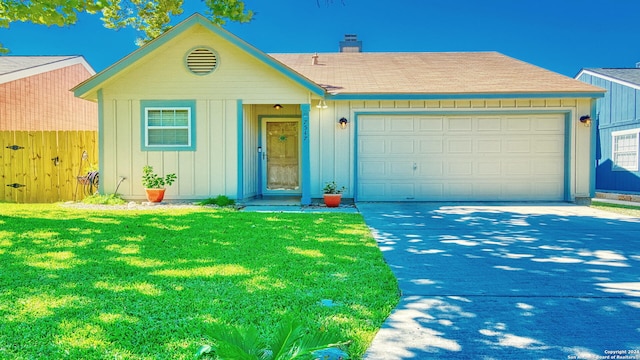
447, 162, 473, 176
506, 118, 532, 131
448, 139, 473, 153
448, 117, 473, 131
390, 162, 415, 176
535, 138, 563, 153
418, 161, 444, 176
390, 140, 415, 154
533, 161, 563, 175
418, 117, 444, 132
360, 161, 387, 176
419, 139, 443, 153
390, 118, 415, 132
478, 140, 502, 153
535, 117, 565, 131
358, 117, 386, 133
506, 140, 531, 153
358, 114, 565, 201
477, 161, 502, 175
477, 117, 502, 131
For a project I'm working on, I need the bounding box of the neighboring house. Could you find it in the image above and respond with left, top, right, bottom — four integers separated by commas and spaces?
576, 67, 640, 193
0, 55, 98, 203
0, 55, 97, 131
73, 13, 604, 204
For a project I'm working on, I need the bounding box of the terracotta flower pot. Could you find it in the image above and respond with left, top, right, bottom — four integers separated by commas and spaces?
323, 194, 342, 208
145, 188, 166, 203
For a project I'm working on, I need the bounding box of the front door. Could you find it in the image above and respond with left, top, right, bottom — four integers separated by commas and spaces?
261, 119, 300, 194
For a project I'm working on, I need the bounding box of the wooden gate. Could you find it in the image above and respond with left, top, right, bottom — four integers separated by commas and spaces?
0, 131, 98, 203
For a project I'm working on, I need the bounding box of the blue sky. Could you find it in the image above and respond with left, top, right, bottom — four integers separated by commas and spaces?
1, 0, 638, 77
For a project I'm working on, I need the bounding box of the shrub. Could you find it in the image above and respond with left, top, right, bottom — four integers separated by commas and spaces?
81, 193, 126, 205
197, 195, 235, 207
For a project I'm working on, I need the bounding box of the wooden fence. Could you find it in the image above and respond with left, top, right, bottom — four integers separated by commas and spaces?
0, 131, 98, 203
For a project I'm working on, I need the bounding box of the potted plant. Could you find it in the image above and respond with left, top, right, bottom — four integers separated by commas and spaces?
142, 165, 177, 203
323, 181, 346, 208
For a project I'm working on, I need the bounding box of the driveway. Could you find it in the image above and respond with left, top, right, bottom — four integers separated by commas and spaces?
359, 203, 640, 359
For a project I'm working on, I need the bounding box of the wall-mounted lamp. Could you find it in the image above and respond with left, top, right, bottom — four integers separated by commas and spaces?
316, 100, 328, 109
338, 117, 348, 129
273, 104, 283, 110
579, 115, 592, 127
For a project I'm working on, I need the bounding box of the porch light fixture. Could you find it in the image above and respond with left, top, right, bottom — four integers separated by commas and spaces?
273, 104, 283, 110
316, 100, 328, 109
339, 117, 348, 129
579, 115, 592, 127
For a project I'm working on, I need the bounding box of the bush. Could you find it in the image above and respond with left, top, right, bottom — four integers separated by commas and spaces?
197, 195, 235, 207
81, 193, 126, 205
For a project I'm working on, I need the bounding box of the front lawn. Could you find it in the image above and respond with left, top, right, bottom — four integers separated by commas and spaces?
0, 204, 398, 359
591, 201, 640, 217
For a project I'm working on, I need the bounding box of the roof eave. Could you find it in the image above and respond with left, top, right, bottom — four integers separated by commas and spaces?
2, 56, 95, 86
73, 13, 325, 99
576, 69, 640, 91
327, 91, 606, 101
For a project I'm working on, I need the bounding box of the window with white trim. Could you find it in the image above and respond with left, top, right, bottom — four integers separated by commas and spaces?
612, 129, 639, 171
141, 100, 195, 151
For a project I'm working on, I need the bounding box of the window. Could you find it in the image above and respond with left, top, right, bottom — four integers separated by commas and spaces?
141, 100, 195, 151
612, 129, 639, 171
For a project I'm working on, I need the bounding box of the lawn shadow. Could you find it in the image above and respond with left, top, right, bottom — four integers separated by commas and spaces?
0, 206, 397, 359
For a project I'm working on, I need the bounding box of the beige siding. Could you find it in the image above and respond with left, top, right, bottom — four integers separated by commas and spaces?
101, 25, 309, 103
312, 98, 594, 201
99, 25, 313, 200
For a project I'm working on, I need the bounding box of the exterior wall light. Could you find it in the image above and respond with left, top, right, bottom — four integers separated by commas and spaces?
579, 115, 592, 127
273, 104, 283, 110
316, 100, 328, 109
339, 117, 348, 129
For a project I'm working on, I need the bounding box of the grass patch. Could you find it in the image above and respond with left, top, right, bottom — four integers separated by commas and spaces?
0, 204, 398, 359
196, 195, 235, 207
591, 201, 640, 217
82, 193, 126, 205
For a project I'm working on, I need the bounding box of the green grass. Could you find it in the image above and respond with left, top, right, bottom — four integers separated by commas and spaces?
591, 201, 640, 217
0, 204, 398, 359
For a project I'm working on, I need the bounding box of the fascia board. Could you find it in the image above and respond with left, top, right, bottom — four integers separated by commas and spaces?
577, 69, 640, 91
74, 14, 325, 99
0, 56, 95, 85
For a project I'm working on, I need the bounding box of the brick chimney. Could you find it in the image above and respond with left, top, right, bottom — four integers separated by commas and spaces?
339, 34, 362, 53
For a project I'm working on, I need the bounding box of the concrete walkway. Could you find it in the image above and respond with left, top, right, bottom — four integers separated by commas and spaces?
359, 203, 640, 359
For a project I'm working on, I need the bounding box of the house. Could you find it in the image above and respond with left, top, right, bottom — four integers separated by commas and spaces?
73, 13, 604, 204
0, 55, 97, 131
0, 55, 98, 203
576, 67, 640, 193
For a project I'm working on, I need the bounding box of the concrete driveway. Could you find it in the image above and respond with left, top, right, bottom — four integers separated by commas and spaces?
359, 203, 640, 359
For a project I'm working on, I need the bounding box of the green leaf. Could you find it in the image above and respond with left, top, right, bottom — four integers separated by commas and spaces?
195, 344, 213, 358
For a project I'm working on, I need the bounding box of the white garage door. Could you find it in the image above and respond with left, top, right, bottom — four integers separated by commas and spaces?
357, 114, 566, 201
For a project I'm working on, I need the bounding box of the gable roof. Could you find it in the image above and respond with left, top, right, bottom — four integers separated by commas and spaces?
73, 13, 325, 100
0, 55, 95, 85
576, 68, 640, 91
73, 13, 604, 101
272, 52, 605, 99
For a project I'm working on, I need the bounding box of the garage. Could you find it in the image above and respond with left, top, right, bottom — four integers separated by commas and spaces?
357, 114, 567, 201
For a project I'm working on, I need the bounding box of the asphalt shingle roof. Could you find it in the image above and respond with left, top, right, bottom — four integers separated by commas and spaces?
583, 68, 640, 87
0, 56, 78, 76
270, 52, 604, 95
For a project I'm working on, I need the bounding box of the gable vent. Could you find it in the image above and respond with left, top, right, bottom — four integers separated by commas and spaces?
186, 48, 218, 75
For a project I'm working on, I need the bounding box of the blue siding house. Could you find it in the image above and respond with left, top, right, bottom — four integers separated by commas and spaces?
576, 67, 640, 193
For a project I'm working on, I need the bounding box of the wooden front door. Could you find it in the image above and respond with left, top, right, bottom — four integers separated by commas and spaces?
262, 119, 300, 193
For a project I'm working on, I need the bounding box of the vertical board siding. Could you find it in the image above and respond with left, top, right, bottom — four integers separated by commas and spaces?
578, 72, 640, 192
0, 131, 98, 202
